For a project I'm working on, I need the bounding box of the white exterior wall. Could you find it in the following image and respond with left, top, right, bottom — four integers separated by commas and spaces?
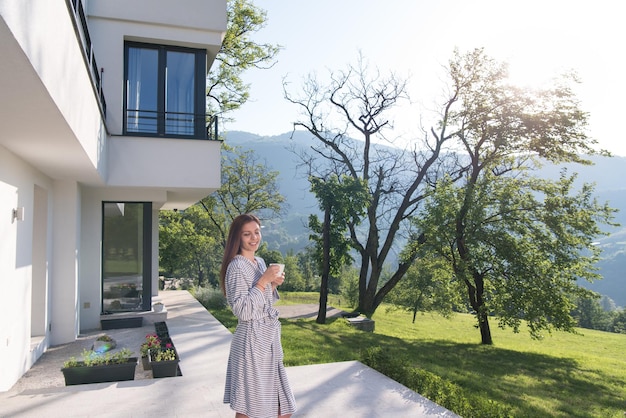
0, 0, 226, 392
0, 146, 53, 391
0, 0, 108, 184
50, 181, 82, 345
78, 188, 103, 333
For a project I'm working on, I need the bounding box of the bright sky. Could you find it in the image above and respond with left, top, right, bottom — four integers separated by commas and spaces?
225, 0, 626, 156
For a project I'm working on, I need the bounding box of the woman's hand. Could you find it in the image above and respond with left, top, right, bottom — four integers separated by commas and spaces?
272, 270, 285, 287
256, 264, 284, 290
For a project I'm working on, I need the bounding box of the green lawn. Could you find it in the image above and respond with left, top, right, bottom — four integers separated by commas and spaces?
210, 292, 626, 417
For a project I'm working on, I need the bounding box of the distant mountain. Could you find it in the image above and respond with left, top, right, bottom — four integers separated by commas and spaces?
223, 130, 626, 308
224, 131, 319, 252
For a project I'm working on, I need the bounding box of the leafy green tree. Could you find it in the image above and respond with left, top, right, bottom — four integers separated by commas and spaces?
182, 205, 223, 286
206, 0, 280, 120
573, 294, 613, 331
308, 174, 368, 323
414, 48, 616, 344
159, 206, 221, 287
339, 265, 360, 308
387, 255, 465, 323
599, 295, 618, 312
198, 144, 285, 248
280, 252, 306, 292
611, 309, 626, 334
159, 210, 193, 277
256, 242, 283, 265
256, 244, 309, 292
297, 247, 319, 292
160, 149, 283, 287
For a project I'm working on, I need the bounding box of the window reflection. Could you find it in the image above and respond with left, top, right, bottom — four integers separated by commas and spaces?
126, 47, 158, 133
102, 202, 146, 313
166, 50, 195, 135
124, 42, 204, 138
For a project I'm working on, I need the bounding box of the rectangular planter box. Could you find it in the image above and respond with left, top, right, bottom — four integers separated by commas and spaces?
149, 349, 181, 378
61, 358, 138, 385
141, 355, 151, 370
154, 321, 169, 338
150, 358, 181, 378
346, 317, 375, 332
101, 317, 143, 330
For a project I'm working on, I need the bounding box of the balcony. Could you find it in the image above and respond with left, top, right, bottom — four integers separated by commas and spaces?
106, 134, 222, 209
66, 0, 107, 118
0, 0, 109, 185
125, 111, 219, 141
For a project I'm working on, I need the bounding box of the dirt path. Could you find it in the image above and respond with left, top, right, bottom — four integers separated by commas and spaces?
278, 304, 346, 320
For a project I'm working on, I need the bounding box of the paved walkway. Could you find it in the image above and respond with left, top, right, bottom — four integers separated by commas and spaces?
0, 291, 458, 417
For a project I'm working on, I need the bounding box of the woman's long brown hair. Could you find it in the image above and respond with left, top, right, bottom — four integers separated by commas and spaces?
219, 214, 262, 295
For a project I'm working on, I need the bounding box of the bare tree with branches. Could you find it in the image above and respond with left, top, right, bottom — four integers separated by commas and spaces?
285, 55, 461, 317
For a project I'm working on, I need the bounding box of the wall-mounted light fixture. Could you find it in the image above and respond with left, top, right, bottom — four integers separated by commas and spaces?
12, 207, 24, 222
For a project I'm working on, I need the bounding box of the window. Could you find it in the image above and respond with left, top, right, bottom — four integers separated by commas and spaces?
124, 42, 207, 138
102, 202, 152, 313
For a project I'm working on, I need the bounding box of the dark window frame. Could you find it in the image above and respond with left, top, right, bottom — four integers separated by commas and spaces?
101, 201, 153, 313
123, 41, 207, 139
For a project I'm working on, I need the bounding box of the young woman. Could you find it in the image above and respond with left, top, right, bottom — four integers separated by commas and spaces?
220, 214, 297, 418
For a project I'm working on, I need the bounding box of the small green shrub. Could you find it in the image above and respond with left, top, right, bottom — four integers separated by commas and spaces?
64, 348, 134, 368
360, 345, 408, 381
192, 285, 228, 310
360, 347, 513, 418
96, 334, 114, 342
340, 282, 359, 308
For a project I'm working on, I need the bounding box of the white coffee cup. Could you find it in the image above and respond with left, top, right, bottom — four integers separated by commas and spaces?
269, 263, 285, 275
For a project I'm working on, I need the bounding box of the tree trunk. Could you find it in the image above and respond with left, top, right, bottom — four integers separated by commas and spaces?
316, 207, 331, 324
357, 250, 379, 317
197, 269, 205, 287
456, 193, 493, 344
474, 275, 492, 344
358, 281, 377, 318
478, 311, 493, 345
466, 275, 493, 345
356, 257, 369, 314
317, 285, 328, 324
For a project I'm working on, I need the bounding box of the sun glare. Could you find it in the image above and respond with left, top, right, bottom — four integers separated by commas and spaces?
506, 55, 557, 90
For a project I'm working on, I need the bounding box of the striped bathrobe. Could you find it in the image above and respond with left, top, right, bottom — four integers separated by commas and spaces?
223, 255, 297, 418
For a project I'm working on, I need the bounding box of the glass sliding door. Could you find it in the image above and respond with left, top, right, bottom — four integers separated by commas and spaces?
165, 50, 195, 135
125, 46, 159, 134
102, 202, 152, 313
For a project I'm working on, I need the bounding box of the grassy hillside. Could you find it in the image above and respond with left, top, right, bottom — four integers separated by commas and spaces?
366, 308, 625, 417
210, 292, 626, 417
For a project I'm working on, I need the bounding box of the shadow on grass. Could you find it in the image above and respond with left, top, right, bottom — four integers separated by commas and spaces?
281, 317, 626, 418
407, 340, 626, 417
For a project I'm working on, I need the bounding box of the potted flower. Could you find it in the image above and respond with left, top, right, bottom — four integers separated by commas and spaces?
139, 334, 161, 370
152, 301, 164, 312
149, 343, 180, 378
61, 348, 137, 385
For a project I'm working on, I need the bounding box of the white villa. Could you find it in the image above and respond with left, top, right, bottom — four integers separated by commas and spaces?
0, 0, 227, 391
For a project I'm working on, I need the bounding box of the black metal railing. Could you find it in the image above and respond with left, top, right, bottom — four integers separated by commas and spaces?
206, 113, 219, 140
66, 0, 107, 117
125, 110, 219, 140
